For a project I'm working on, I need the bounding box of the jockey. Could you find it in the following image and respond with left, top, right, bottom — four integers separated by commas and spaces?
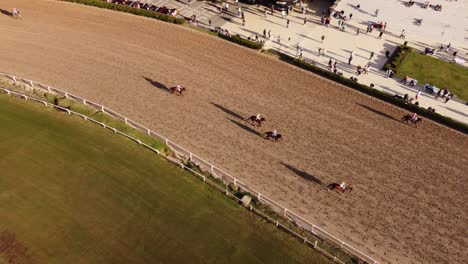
411, 112, 418, 121
340, 181, 346, 190
176, 84, 182, 92
256, 113, 261, 120
12, 8, 18, 16
272, 130, 278, 137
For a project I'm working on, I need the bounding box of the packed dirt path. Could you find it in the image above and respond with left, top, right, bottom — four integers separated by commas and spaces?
0, 1, 467, 263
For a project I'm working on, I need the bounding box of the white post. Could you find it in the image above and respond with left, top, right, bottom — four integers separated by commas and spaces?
6, 90, 10, 95
202, 176, 206, 182
43, 102, 47, 107
249, 205, 253, 211
47, 86, 51, 92
12, 76, 16, 83
165, 139, 168, 145
311, 225, 315, 233
258, 193, 261, 200
276, 221, 279, 227
101, 105, 104, 112
211, 165, 214, 173
304, 238, 307, 243
314, 240, 317, 248
113, 128, 117, 133
102, 123, 106, 128
234, 179, 237, 186
83, 99, 87, 105
137, 139, 141, 144
189, 153, 192, 161
65, 93, 68, 98
225, 188, 228, 195
67, 110, 71, 115
284, 208, 288, 216
84, 116, 87, 121
147, 129, 150, 135
125, 118, 128, 124
29, 80, 33, 86
23, 95, 27, 100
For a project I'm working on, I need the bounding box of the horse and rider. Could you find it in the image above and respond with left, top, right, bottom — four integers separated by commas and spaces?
264, 129, 282, 141
401, 112, 423, 127
12, 8, 22, 19
170, 84, 186, 95
247, 113, 266, 127
327, 181, 352, 194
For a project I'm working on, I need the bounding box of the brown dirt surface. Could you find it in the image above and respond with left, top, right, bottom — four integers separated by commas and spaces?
0, 1, 467, 263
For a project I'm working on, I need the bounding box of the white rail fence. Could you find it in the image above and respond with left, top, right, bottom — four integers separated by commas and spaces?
0, 72, 379, 264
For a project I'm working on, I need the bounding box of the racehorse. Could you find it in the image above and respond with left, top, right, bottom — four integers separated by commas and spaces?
401, 114, 423, 127
327, 183, 353, 194
264, 131, 282, 141
246, 116, 266, 127
169, 86, 186, 96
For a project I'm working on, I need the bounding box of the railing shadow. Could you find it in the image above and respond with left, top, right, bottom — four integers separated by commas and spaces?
282, 162, 323, 186
228, 118, 262, 137
211, 102, 245, 120
142, 76, 170, 93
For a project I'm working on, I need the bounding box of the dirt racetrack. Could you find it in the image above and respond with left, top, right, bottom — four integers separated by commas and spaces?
0, 1, 467, 263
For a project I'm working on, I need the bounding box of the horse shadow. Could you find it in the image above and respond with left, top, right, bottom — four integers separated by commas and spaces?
357, 103, 400, 123
0, 9, 13, 17
211, 102, 244, 120
281, 162, 323, 186
228, 118, 262, 137
142, 76, 170, 93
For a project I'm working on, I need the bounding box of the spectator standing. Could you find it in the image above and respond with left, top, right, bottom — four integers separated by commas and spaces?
369, 51, 374, 60
385, 50, 390, 58
348, 56, 353, 65
399, 29, 406, 39
378, 31, 383, 39
415, 90, 422, 100
445, 93, 453, 103
263, 29, 266, 38
349, 13, 353, 19
356, 28, 360, 35
385, 69, 393, 77
287, 19, 290, 28
304, 17, 307, 25
321, 35, 325, 42
375, 9, 379, 17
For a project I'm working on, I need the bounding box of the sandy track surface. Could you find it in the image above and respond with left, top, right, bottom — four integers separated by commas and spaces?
0, 1, 467, 263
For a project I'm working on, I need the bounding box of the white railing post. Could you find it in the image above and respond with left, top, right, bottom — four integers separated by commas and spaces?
284, 208, 288, 216
276, 220, 279, 227
147, 129, 150, 135
12, 76, 16, 83
101, 105, 105, 112
125, 118, 128, 124
189, 153, 192, 161
234, 179, 237, 186
29, 80, 33, 86
314, 240, 318, 248
65, 92, 68, 98
83, 99, 86, 105
47, 86, 51, 92
258, 193, 261, 200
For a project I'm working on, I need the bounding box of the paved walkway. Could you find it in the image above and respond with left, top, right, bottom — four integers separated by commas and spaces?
145, 0, 468, 125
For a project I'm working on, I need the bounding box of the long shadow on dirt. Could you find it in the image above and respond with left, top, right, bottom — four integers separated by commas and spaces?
142, 76, 170, 93
0, 9, 13, 18
228, 118, 262, 137
211, 102, 245, 120
357, 103, 401, 123
282, 162, 323, 186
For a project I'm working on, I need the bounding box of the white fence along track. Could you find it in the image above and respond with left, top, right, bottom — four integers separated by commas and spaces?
0, 71, 379, 264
